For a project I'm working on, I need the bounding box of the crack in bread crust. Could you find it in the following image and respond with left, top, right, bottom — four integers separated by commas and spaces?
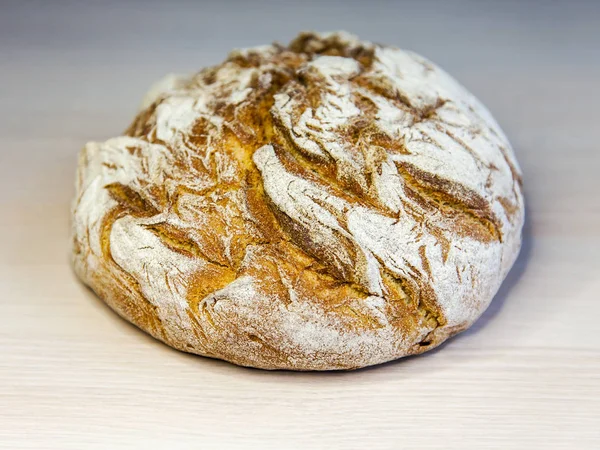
71, 31, 524, 370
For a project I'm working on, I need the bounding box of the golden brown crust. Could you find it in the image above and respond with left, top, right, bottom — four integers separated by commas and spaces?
71, 31, 524, 370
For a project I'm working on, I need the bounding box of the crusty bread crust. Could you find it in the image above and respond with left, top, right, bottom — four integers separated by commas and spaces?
71, 31, 524, 370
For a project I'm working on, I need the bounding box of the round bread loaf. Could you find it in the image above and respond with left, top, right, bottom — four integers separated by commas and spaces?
71, 31, 524, 370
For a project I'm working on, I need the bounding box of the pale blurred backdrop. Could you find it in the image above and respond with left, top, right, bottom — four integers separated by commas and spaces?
1, 1, 599, 449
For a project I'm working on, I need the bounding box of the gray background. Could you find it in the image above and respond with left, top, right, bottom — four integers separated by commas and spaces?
1, 1, 599, 449
1, 0, 599, 234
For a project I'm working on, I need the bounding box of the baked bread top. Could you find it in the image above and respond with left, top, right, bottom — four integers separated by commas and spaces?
72, 31, 524, 370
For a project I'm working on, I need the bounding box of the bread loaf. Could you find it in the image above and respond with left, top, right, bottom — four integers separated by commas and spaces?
71, 31, 524, 370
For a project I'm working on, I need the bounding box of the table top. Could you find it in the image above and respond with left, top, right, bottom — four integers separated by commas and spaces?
2, 1, 599, 449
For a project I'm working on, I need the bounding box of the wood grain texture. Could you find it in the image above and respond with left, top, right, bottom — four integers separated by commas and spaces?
1, 1, 599, 448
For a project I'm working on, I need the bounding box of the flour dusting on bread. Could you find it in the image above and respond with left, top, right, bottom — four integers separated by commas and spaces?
72, 31, 524, 370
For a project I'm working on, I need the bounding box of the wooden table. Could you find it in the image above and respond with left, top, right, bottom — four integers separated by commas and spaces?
2, 2, 599, 448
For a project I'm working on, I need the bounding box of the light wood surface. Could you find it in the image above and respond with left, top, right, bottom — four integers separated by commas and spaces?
1, 2, 599, 449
